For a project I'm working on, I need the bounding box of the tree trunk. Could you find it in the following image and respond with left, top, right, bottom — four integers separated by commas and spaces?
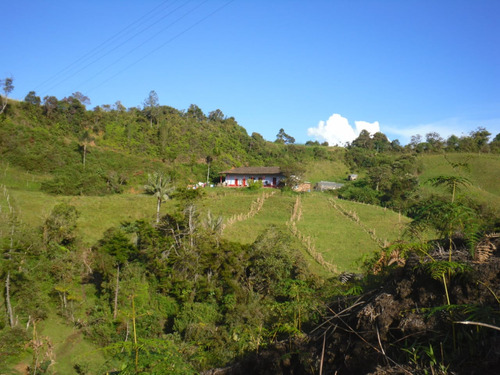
131, 295, 139, 373
5, 271, 14, 327
156, 197, 161, 223
113, 264, 120, 320
82, 144, 87, 168
6, 225, 15, 327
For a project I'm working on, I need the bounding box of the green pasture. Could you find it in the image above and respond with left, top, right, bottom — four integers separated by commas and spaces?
333, 198, 410, 242
303, 158, 351, 183
418, 154, 500, 195
11, 313, 106, 375
417, 153, 500, 214
297, 194, 391, 272
220, 192, 296, 244
197, 188, 263, 219
3, 188, 155, 245
1, 162, 413, 274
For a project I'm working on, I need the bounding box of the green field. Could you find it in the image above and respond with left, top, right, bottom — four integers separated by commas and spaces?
418, 153, 500, 214
1, 162, 410, 275
3, 153, 498, 275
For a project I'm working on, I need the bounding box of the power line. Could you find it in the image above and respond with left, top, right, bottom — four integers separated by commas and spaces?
79, 0, 214, 93
84, 0, 235, 97
40, 0, 194, 96
36, 0, 181, 95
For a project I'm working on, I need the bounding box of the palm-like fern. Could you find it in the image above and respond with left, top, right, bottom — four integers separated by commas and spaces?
426, 175, 471, 203
144, 172, 174, 223
424, 261, 471, 305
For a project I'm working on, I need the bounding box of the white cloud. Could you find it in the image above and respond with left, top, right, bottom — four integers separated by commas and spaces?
307, 113, 380, 146
355, 120, 380, 135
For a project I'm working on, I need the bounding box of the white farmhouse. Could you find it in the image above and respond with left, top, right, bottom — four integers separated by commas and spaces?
219, 167, 284, 188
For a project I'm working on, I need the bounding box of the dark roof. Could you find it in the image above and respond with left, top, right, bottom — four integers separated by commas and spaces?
220, 166, 282, 175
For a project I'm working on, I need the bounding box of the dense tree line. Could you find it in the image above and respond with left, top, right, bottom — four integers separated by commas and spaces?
0, 86, 339, 196
348, 127, 500, 154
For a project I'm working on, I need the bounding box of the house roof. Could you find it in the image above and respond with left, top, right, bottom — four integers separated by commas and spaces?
219, 166, 282, 175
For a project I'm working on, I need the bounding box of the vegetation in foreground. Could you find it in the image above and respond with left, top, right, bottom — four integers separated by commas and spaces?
1, 80, 500, 373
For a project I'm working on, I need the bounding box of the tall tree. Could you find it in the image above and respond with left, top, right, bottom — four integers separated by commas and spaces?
0, 77, 14, 114
446, 134, 460, 151
98, 228, 136, 319
72, 91, 91, 107
410, 134, 423, 150
372, 132, 390, 152
143, 90, 160, 127
24, 91, 41, 106
208, 109, 225, 121
470, 127, 491, 152
206, 155, 213, 184
78, 130, 94, 168
144, 172, 174, 223
426, 132, 444, 152
4, 224, 16, 327
275, 128, 295, 144
186, 104, 205, 122
351, 129, 373, 149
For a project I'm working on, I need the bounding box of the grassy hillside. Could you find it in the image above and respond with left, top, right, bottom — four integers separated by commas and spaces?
1, 161, 409, 274
302, 153, 351, 183
418, 153, 500, 214
4, 152, 498, 275
14, 314, 106, 374
201, 189, 407, 273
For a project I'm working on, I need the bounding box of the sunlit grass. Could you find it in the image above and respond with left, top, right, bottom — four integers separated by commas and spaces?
303, 158, 351, 183
2, 163, 413, 273
39, 313, 105, 374
220, 192, 295, 244
297, 194, 382, 272
418, 153, 500, 214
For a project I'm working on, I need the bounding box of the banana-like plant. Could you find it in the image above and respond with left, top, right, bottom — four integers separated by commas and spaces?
426, 175, 471, 203
144, 172, 174, 224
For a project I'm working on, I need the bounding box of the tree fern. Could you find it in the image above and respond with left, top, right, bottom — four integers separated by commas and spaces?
424, 261, 471, 305
144, 172, 174, 223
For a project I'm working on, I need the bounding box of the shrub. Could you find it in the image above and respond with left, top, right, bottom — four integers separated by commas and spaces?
338, 184, 380, 205
41, 166, 126, 195
247, 179, 263, 190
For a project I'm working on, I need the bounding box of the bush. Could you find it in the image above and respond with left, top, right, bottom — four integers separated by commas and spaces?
41, 166, 126, 195
338, 184, 380, 205
247, 179, 263, 190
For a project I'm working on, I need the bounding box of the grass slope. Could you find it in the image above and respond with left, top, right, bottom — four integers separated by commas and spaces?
1, 162, 410, 274
297, 195, 407, 272
220, 191, 295, 244
13, 314, 106, 375
303, 157, 350, 183
418, 153, 500, 214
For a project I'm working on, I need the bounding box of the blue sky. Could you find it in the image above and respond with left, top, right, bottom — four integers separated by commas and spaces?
3, 0, 500, 144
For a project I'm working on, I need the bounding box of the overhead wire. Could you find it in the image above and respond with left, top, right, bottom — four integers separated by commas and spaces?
85, 0, 235, 95
75, 0, 211, 93
37, 0, 235, 100
36, 0, 183, 96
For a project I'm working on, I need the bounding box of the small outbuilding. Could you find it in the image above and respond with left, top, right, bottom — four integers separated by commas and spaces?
314, 181, 345, 191
294, 182, 312, 192
348, 174, 358, 181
